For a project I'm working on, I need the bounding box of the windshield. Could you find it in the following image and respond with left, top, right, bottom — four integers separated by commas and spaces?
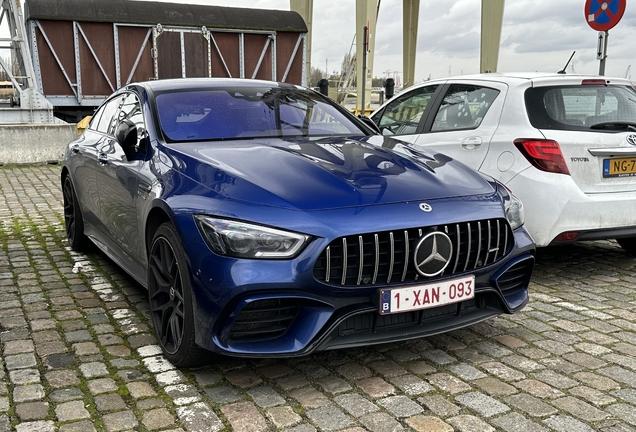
155, 87, 365, 142
525, 84, 636, 131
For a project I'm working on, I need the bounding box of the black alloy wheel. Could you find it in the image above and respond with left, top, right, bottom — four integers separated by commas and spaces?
148, 222, 207, 367
62, 176, 89, 251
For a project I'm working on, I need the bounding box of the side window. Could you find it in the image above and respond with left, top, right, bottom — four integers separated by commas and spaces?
376, 85, 438, 135
95, 96, 124, 135
116, 93, 146, 150
431, 85, 499, 132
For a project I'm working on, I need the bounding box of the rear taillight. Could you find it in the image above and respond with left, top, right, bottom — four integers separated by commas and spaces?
514, 139, 571, 175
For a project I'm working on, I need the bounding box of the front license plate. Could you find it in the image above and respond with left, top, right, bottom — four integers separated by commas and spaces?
379, 275, 475, 315
603, 158, 636, 178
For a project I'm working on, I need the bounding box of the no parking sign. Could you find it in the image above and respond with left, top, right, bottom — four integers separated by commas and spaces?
585, 0, 626, 31
585, 0, 626, 74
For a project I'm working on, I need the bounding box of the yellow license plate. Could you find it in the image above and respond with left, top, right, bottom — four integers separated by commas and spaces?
603, 158, 636, 178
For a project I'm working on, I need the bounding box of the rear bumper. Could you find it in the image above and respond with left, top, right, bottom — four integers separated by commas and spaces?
507, 169, 636, 246
550, 226, 636, 244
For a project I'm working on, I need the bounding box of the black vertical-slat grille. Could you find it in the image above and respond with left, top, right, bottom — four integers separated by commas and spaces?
313, 218, 513, 287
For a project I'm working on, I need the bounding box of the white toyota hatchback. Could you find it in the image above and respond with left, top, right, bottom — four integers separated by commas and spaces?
370, 73, 636, 252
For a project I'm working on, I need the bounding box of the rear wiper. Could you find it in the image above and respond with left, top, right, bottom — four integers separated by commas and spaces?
590, 121, 636, 132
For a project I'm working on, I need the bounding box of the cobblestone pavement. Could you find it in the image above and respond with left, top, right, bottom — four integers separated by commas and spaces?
1, 164, 636, 432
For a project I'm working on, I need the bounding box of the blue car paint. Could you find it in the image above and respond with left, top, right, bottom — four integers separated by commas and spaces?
170, 188, 533, 355
161, 137, 492, 210
63, 78, 536, 358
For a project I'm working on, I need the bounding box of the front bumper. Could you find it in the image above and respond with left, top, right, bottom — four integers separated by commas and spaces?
189, 228, 535, 358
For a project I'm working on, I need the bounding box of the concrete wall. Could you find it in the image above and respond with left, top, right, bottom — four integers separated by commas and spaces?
0, 124, 76, 165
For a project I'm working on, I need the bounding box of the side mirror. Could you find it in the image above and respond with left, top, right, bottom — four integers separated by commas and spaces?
115, 119, 137, 154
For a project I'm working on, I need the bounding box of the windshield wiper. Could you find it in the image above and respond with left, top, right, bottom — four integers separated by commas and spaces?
590, 121, 636, 132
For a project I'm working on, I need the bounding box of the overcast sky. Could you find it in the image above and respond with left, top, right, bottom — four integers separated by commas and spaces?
136, 0, 636, 83
2, 0, 634, 84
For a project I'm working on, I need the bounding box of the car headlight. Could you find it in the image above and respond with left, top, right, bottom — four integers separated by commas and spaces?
496, 182, 524, 230
194, 216, 310, 259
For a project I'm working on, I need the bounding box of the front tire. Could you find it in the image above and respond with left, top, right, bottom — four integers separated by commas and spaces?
62, 176, 90, 251
148, 222, 207, 367
617, 237, 636, 255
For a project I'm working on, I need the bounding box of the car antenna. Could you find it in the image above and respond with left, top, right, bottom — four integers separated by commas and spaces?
557, 51, 575, 74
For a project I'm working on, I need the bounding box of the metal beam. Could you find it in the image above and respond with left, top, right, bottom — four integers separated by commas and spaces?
290, 0, 312, 87
0, 0, 54, 124
403, 0, 419, 88
356, 0, 378, 113
480, 0, 505, 73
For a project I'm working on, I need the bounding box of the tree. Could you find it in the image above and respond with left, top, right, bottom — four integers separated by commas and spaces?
309, 66, 324, 87
340, 53, 353, 77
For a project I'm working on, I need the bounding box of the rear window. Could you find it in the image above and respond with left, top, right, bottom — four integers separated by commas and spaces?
155, 87, 364, 142
525, 84, 636, 131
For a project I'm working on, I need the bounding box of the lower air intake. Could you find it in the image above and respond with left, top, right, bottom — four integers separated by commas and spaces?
495, 259, 534, 294
228, 299, 299, 343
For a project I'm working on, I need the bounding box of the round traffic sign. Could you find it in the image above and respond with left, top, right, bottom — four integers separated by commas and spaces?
585, 0, 626, 32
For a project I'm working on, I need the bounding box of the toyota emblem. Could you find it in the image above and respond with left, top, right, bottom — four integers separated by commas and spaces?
413, 232, 453, 277
627, 134, 636, 146
419, 203, 432, 212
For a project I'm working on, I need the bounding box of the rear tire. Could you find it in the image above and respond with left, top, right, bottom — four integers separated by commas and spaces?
617, 237, 636, 255
62, 176, 90, 252
148, 222, 208, 367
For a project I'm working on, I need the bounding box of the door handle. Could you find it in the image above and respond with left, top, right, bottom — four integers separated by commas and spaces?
461, 136, 483, 150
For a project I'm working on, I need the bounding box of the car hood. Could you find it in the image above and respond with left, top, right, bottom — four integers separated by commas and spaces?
165, 136, 495, 211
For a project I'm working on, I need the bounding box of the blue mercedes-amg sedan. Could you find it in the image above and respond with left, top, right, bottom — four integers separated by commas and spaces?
61, 78, 535, 367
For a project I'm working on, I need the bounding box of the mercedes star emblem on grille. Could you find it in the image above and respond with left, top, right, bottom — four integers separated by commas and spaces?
627, 134, 636, 146
414, 232, 453, 277
419, 203, 433, 212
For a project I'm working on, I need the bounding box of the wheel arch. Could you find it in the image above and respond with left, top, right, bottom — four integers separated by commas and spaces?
60, 166, 70, 188
145, 204, 210, 366
144, 202, 173, 259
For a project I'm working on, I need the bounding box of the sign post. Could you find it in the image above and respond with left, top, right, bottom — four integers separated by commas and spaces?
584, 0, 626, 75
597, 31, 608, 75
